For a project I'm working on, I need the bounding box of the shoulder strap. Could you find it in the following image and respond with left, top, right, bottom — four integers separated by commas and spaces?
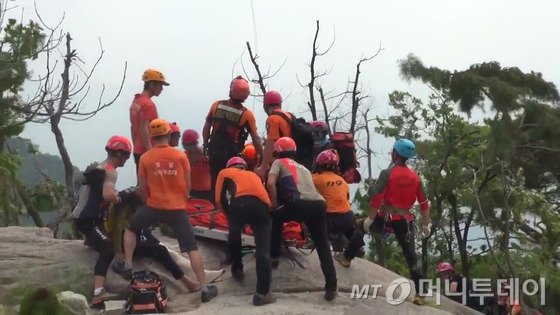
270, 111, 292, 125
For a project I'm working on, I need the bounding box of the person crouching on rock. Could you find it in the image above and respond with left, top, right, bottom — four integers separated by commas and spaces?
266, 137, 338, 301
334, 138, 430, 306
312, 149, 355, 252
215, 156, 276, 306
109, 189, 226, 294
72, 135, 132, 307
113, 118, 218, 303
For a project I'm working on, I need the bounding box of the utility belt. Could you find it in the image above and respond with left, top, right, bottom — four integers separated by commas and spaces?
378, 205, 415, 222
374, 205, 416, 243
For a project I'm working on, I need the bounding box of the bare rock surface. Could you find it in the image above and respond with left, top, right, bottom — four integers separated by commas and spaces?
0, 227, 479, 314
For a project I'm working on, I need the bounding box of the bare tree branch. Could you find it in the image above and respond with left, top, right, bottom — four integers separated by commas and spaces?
349, 43, 383, 134
246, 42, 266, 95
303, 20, 336, 121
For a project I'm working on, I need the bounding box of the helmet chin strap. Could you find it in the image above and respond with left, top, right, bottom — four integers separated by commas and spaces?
389, 149, 396, 166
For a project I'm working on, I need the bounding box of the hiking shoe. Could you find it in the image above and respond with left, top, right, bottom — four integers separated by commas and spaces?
324, 289, 338, 301
413, 295, 424, 306
271, 258, 279, 269
253, 292, 277, 306
333, 252, 351, 268
91, 289, 119, 308
201, 284, 218, 302
111, 259, 132, 280
232, 268, 245, 282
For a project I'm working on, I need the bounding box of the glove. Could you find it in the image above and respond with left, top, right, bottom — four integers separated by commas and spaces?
363, 217, 374, 233
422, 224, 431, 238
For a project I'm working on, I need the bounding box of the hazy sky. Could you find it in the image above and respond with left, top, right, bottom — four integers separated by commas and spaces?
11, 0, 560, 189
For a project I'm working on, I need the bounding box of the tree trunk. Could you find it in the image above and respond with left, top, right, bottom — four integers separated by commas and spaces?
372, 234, 386, 267
47, 118, 76, 236
27, 207, 44, 227
50, 119, 75, 199
450, 194, 470, 278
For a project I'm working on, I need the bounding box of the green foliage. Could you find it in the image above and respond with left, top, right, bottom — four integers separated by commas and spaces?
18, 288, 62, 315
0, 18, 45, 93
0, 151, 20, 178
3, 267, 91, 310
385, 54, 560, 311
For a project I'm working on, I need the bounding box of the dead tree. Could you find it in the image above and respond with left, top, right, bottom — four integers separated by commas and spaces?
297, 20, 335, 121
355, 106, 375, 180
12, 29, 127, 233
349, 44, 383, 134
243, 42, 286, 98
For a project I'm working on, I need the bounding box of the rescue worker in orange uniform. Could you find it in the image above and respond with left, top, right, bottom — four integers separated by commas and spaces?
215, 157, 276, 306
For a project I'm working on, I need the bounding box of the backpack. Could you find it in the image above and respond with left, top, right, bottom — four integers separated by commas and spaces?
330, 132, 361, 184
270, 112, 324, 170
126, 270, 168, 314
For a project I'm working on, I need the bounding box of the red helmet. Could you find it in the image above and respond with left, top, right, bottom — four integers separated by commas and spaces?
263, 90, 282, 107
106, 135, 132, 153
229, 76, 250, 101
226, 156, 247, 168
316, 149, 339, 166
436, 262, 454, 273
182, 129, 199, 145
169, 122, 180, 134
310, 120, 329, 131
273, 137, 296, 154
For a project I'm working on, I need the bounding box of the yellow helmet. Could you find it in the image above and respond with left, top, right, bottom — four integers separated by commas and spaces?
142, 69, 170, 86
149, 118, 171, 137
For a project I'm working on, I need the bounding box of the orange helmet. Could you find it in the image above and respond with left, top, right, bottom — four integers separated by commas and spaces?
242, 144, 257, 162
229, 76, 250, 101
142, 69, 169, 85
105, 135, 132, 153
273, 137, 296, 155
149, 118, 171, 137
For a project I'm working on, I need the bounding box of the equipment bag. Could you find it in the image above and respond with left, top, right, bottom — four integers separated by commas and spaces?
126, 270, 168, 314
270, 112, 325, 170
330, 132, 361, 184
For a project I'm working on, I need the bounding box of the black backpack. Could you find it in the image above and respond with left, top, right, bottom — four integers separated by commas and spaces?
270, 112, 324, 170
126, 270, 168, 314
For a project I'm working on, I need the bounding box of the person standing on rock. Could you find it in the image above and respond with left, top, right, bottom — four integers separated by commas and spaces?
182, 129, 212, 201
168, 122, 181, 148
334, 138, 431, 306
265, 137, 338, 301
202, 76, 264, 197
129, 68, 169, 175
72, 135, 133, 307
255, 90, 291, 179
114, 119, 218, 303
215, 156, 276, 306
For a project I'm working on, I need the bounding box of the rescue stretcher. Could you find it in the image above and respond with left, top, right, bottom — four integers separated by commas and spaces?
186, 198, 307, 248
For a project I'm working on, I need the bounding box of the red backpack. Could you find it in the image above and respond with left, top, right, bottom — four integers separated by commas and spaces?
126, 270, 168, 314
330, 132, 361, 184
